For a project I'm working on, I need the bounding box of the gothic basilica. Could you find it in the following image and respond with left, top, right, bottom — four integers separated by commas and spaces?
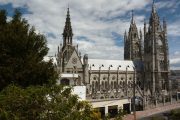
55, 1, 170, 115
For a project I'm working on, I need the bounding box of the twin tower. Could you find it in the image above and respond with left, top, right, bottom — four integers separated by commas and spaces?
124, 1, 170, 97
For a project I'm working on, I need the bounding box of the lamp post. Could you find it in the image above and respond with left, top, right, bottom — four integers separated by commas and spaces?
133, 66, 136, 120
117, 65, 121, 96
126, 65, 129, 96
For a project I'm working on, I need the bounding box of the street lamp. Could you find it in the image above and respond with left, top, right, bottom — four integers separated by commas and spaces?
132, 66, 136, 120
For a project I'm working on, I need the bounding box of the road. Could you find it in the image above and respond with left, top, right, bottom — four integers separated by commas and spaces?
123, 102, 180, 120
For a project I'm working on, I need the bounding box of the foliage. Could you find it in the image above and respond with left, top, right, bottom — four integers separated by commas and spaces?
169, 109, 180, 120
0, 85, 101, 120
0, 9, 57, 90
150, 116, 165, 120
114, 107, 127, 120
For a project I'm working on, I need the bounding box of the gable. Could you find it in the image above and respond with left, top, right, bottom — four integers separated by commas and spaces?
65, 49, 83, 69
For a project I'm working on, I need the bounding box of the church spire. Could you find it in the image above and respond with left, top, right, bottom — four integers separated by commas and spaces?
131, 10, 134, 24
152, 0, 156, 14
129, 10, 137, 31
149, 0, 159, 27
62, 7, 73, 46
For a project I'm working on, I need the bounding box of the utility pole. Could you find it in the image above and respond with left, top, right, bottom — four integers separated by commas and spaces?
133, 66, 136, 120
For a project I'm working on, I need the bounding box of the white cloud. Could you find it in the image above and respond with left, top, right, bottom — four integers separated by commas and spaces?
168, 21, 180, 37
0, 0, 180, 69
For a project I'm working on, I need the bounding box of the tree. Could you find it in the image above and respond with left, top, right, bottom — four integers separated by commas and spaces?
0, 9, 57, 90
169, 109, 180, 120
0, 85, 101, 120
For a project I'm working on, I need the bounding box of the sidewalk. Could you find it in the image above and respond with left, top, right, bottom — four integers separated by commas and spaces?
123, 102, 180, 120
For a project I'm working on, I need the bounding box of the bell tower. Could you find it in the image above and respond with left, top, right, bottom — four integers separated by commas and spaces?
124, 10, 142, 61
144, 1, 170, 97
56, 8, 76, 73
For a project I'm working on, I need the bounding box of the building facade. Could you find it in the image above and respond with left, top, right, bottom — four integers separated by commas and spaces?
55, 1, 170, 115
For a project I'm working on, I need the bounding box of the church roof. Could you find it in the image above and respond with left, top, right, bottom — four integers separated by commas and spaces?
87, 59, 136, 71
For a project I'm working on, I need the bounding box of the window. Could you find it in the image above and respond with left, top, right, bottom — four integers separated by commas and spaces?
92, 81, 95, 89
111, 81, 113, 89
114, 81, 116, 89
105, 81, 108, 89
95, 81, 98, 90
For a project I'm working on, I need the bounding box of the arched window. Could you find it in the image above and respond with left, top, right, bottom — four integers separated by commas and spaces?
123, 81, 125, 87
95, 81, 98, 90
114, 81, 116, 89
120, 81, 122, 86
92, 81, 95, 90
105, 81, 108, 89
111, 81, 113, 89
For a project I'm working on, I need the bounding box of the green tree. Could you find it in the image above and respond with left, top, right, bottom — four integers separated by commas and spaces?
169, 109, 180, 120
114, 107, 127, 120
0, 9, 57, 90
0, 85, 101, 120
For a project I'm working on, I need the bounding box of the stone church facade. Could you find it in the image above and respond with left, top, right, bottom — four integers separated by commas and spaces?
123, 2, 170, 105
55, 1, 170, 112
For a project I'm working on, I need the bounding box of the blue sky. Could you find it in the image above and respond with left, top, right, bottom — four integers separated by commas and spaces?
0, 0, 180, 70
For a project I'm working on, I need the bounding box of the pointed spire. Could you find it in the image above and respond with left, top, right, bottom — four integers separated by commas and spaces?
149, 0, 160, 28
63, 7, 72, 36
139, 28, 142, 39
163, 17, 167, 33
151, 0, 158, 18
124, 30, 127, 42
131, 10, 134, 24
62, 7, 73, 46
144, 19, 146, 34
152, 0, 156, 13
124, 30, 127, 37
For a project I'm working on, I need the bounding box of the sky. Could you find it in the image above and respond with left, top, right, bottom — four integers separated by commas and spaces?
0, 0, 180, 70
